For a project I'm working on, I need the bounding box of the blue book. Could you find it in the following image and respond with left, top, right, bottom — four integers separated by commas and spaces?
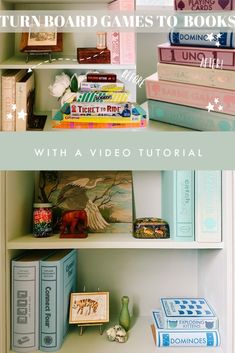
40, 249, 77, 352
152, 310, 220, 347
195, 171, 222, 243
169, 28, 234, 48
148, 99, 235, 131
162, 171, 194, 241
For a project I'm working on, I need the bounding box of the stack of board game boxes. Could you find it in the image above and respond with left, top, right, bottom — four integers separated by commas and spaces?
52, 73, 147, 129
145, 0, 235, 131
152, 298, 220, 347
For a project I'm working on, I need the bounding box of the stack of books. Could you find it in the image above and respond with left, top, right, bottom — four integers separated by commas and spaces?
52, 73, 147, 129
11, 249, 77, 352
151, 298, 220, 347
162, 171, 222, 242
145, 1, 235, 131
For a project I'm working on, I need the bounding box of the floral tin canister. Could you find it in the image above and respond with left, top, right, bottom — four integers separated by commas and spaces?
134, 218, 170, 239
33, 203, 53, 237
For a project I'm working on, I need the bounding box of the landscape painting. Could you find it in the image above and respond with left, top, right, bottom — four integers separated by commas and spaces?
38, 171, 133, 234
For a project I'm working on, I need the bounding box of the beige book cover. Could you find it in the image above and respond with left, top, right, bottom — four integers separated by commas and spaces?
16, 72, 35, 131
1, 69, 27, 131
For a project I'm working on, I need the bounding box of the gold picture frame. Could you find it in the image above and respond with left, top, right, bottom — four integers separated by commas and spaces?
69, 292, 109, 325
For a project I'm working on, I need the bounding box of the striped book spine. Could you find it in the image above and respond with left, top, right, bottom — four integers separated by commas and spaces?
157, 63, 235, 90
148, 99, 235, 131
76, 91, 129, 103
162, 171, 195, 241
195, 171, 222, 242
145, 73, 235, 115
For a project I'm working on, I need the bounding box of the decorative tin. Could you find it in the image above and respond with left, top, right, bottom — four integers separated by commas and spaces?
133, 218, 170, 239
33, 203, 53, 237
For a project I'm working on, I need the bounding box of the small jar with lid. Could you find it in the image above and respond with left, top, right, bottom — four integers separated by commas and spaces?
33, 203, 53, 237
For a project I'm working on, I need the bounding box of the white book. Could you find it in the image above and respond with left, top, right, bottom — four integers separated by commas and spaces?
1, 70, 26, 131
195, 171, 222, 242
11, 251, 52, 352
16, 72, 35, 131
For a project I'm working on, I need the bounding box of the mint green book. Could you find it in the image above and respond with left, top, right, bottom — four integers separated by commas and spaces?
195, 171, 222, 243
162, 171, 195, 241
40, 249, 77, 352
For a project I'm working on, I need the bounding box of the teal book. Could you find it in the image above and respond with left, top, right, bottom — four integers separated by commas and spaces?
148, 100, 235, 131
195, 171, 222, 243
40, 249, 77, 352
162, 171, 195, 241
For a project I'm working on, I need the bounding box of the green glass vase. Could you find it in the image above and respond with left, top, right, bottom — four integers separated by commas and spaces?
119, 296, 131, 331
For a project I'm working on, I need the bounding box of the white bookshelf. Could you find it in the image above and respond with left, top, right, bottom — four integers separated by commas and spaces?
0, 170, 234, 353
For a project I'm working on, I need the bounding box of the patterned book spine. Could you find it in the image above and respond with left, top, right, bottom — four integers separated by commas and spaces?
169, 29, 234, 48
157, 63, 235, 90
158, 43, 235, 70
145, 73, 235, 115
195, 171, 222, 242
148, 99, 235, 131
162, 171, 194, 241
2, 76, 16, 131
107, 32, 120, 64
12, 261, 39, 352
76, 91, 129, 103
16, 73, 34, 131
108, 0, 135, 65
174, 0, 232, 10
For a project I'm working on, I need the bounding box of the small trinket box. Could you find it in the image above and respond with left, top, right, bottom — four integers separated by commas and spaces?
77, 48, 111, 64
133, 218, 170, 239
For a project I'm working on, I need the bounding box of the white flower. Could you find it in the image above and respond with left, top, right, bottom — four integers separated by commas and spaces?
61, 88, 78, 106
77, 74, 86, 89
48, 73, 71, 98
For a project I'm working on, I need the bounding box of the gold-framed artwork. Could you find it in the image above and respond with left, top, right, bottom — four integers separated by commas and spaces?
69, 292, 109, 324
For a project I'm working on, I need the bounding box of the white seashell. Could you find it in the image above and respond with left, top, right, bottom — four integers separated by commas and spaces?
106, 327, 116, 341
106, 325, 128, 343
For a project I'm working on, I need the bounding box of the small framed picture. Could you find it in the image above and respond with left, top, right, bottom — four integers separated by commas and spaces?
20, 26, 63, 53
69, 292, 109, 324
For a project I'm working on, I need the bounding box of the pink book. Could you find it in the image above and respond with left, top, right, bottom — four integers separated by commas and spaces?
146, 73, 235, 115
157, 62, 235, 90
120, 32, 136, 65
108, 0, 135, 10
158, 43, 235, 71
107, 32, 120, 64
108, 0, 135, 65
175, 0, 233, 10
